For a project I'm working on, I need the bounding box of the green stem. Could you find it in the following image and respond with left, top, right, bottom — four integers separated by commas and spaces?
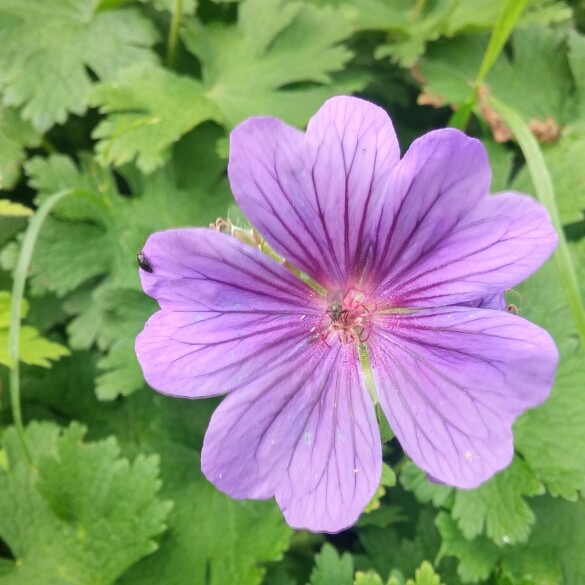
490, 99, 585, 351
166, 0, 184, 69
449, 0, 528, 130
411, 0, 425, 22
8, 189, 76, 465
41, 136, 56, 155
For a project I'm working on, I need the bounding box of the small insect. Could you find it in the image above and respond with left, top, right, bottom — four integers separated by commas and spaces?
137, 250, 153, 273
328, 300, 345, 322
506, 303, 519, 315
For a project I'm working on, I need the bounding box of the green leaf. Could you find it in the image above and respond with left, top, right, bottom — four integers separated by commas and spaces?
93, 0, 365, 171
0, 421, 171, 585
19, 350, 102, 424
29, 217, 111, 297
0, 291, 69, 368
91, 66, 223, 173
182, 0, 364, 128
382, 462, 397, 487
490, 25, 573, 124
448, 0, 528, 130
491, 96, 585, 349
114, 394, 292, 585
138, 0, 197, 14
24, 129, 233, 399
354, 571, 385, 585
445, 0, 571, 35
23, 156, 114, 298
61, 284, 156, 400
513, 256, 585, 500
399, 462, 453, 508
0, 200, 32, 217
357, 508, 441, 581
27, 127, 232, 298
406, 561, 444, 585
0, 106, 39, 190
510, 124, 585, 225
308, 0, 568, 68
92, 286, 156, 400
0, 0, 159, 132
568, 30, 585, 116
374, 0, 458, 68
435, 512, 500, 583
501, 497, 585, 585
308, 0, 570, 45
418, 25, 573, 128
357, 505, 408, 530
483, 138, 514, 193
26, 153, 113, 222
312, 0, 461, 66
451, 458, 544, 546
362, 462, 397, 515
9, 325, 70, 368
309, 544, 354, 585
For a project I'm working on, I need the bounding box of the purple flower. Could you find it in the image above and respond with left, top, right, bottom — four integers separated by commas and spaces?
136, 97, 558, 533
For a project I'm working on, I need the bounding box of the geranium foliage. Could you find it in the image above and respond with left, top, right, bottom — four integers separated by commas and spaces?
1, 0, 584, 583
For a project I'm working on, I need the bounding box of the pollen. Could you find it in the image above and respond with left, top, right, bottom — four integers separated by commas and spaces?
318, 287, 376, 345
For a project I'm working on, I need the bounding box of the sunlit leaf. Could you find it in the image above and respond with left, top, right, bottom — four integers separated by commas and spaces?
0, 422, 171, 585
0, 0, 158, 132
0, 291, 69, 368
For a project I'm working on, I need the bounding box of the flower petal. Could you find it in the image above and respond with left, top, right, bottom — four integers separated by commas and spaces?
228, 96, 400, 289
201, 343, 382, 533
460, 292, 506, 311
136, 228, 322, 397
368, 307, 558, 488
370, 129, 557, 306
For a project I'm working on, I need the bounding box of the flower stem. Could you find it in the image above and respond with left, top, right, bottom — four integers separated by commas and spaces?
166, 0, 184, 70
411, 0, 425, 22
490, 98, 585, 351
449, 0, 527, 131
8, 189, 80, 465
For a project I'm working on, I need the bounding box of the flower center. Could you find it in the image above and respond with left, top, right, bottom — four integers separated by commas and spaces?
319, 287, 376, 345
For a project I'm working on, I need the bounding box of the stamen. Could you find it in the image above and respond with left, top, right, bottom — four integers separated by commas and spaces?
319, 287, 376, 345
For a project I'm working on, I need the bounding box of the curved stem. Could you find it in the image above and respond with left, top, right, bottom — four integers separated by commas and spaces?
8, 189, 78, 465
166, 0, 184, 69
490, 99, 585, 351
449, 0, 527, 131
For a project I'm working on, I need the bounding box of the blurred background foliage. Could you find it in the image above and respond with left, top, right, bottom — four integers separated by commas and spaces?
1, 0, 585, 583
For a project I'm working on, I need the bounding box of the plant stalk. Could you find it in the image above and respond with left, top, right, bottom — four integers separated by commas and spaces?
491, 99, 585, 351
8, 189, 75, 465
449, 0, 527, 130
166, 0, 184, 69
